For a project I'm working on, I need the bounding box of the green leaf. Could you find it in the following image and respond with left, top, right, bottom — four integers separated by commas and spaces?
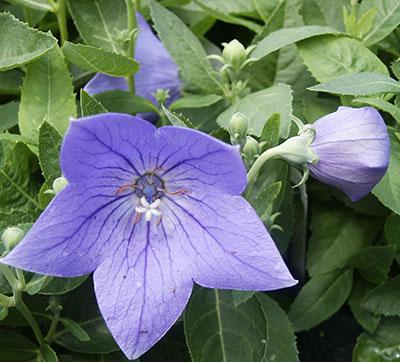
289, 269, 353, 332
231, 291, 255, 307
6, 0, 53, 12
353, 317, 400, 362
385, 214, 400, 261
0, 330, 37, 360
302, 0, 347, 31
0, 141, 40, 211
0, 102, 19, 132
348, 246, 396, 285
217, 84, 293, 138
184, 287, 268, 362
252, 25, 339, 60
61, 318, 90, 342
19, 46, 76, 145
40, 276, 88, 295
0, 70, 23, 95
353, 96, 400, 125
349, 277, 381, 333
260, 113, 281, 150
25, 274, 52, 295
362, 276, 400, 317
63, 42, 138, 77
0, 12, 56, 71
39, 344, 58, 362
309, 72, 400, 96
257, 294, 299, 362
361, 0, 400, 46
298, 35, 389, 83
80, 90, 107, 117
38, 122, 62, 184
161, 105, 194, 128
150, 2, 223, 94
373, 130, 400, 215
307, 207, 380, 276
252, 181, 282, 217
170, 94, 223, 110
93, 90, 159, 114
66, 0, 127, 53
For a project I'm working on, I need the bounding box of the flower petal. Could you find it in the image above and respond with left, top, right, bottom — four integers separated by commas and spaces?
2, 184, 134, 277
157, 126, 247, 195
310, 106, 390, 201
162, 189, 297, 290
61, 113, 157, 183
84, 13, 181, 106
94, 222, 193, 359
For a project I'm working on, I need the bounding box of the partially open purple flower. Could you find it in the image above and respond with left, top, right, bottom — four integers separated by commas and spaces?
309, 106, 390, 201
2, 113, 296, 359
84, 14, 181, 107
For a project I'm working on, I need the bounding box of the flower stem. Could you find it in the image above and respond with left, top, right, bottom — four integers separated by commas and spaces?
247, 148, 280, 184
0, 264, 44, 344
54, 0, 68, 45
44, 313, 60, 344
125, 0, 137, 94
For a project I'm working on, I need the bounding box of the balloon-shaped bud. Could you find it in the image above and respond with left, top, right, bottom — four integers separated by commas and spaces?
228, 112, 248, 145
53, 176, 68, 194
1, 226, 25, 251
222, 39, 247, 71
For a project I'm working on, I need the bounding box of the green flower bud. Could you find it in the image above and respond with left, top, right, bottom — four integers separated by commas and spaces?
222, 39, 247, 71
273, 134, 319, 165
152, 88, 170, 105
228, 112, 248, 143
1, 226, 25, 250
243, 136, 260, 162
53, 176, 68, 194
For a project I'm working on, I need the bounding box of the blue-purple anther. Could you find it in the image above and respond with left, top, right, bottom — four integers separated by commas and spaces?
84, 13, 181, 108
1, 113, 296, 359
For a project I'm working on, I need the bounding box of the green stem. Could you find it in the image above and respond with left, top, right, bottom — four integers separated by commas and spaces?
23, 7, 32, 26
54, 0, 68, 45
44, 313, 60, 344
247, 148, 280, 184
125, 0, 137, 94
0, 264, 17, 286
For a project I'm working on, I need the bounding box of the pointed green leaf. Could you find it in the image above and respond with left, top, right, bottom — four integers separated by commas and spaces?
19, 46, 76, 145
150, 2, 223, 94
260, 112, 281, 150
39, 344, 58, 362
0, 12, 57, 71
80, 90, 107, 117
63, 42, 138, 77
161, 105, 194, 128
288, 269, 353, 331
170, 94, 223, 110
61, 318, 90, 342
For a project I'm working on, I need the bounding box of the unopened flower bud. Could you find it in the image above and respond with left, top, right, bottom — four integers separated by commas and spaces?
222, 39, 247, 71
1, 226, 25, 251
228, 112, 248, 143
152, 88, 170, 105
243, 136, 260, 161
53, 176, 68, 194
273, 134, 319, 165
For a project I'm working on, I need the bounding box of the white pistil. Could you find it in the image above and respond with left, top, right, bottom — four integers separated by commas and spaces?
135, 197, 162, 222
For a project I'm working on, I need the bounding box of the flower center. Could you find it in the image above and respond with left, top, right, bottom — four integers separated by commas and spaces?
134, 173, 165, 204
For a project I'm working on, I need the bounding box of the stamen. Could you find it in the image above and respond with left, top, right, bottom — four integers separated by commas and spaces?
116, 184, 136, 195
157, 188, 188, 196
135, 197, 162, 223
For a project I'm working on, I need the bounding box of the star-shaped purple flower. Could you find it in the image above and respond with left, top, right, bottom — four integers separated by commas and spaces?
309, 106, 390, 201
2, 113, 296, 359
84, 13, 181, 107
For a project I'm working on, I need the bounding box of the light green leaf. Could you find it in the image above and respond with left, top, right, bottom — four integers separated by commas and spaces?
63, 42, 138, 77
257, 294, 299, 362
40, 276, 88, 295
170, 94, 223, 110
25, 274, 52, 295
252, 25, 339, 60
161, 105, 194, 128
373, 130, 400, 215
309, 72, 400, 96
217, 84, 293, 137
0, 330, 37, 360
302, 0, 347, 31
0, 12, 57, 71
361, 0, 400, 46
307, 207, 380, 276
93, 90, 159, 114
38, 122, 62, 184
298, 35, 389, 83
6, 0, 53, 12
66, 0, 127, 53
19, 46, 76, 145
353, 97, 400, 125
348, 246, 396, 285
362, 276, 400, 316
288, 269, 353, 332
260, 112, 281, 150
39, 344, 58, 362
353, 317, 400, 362
80, 90, 107, 117
150, 2, 223, 94
61, 319, 90, 342
184, 287, 268, 362
0, 102, 19, 132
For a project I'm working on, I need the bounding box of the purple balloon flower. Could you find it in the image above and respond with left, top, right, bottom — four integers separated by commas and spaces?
84, 13, 181, 107
2, 113, 296, 359
309, 106, 390, 201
